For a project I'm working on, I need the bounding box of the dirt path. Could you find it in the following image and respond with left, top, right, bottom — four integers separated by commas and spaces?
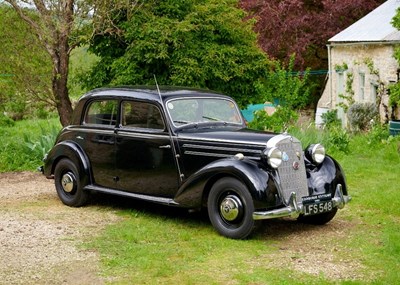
0, 172, 368, 284
0, 172, 120, 285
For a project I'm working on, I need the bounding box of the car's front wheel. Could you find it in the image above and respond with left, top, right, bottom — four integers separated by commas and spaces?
207, 177, 255, 239
54, 158, 88, 207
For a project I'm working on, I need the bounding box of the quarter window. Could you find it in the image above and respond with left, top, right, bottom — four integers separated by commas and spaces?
84, 100, 118, 126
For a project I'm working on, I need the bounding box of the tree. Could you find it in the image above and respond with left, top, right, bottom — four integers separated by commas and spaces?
249, 55, 312, 132
3, 0, 78, 126
82, 0, 272, 107
3, 0, 137, 126
240, 0, 385, 70
0, 4, 52, 119
240, 0, 385, 107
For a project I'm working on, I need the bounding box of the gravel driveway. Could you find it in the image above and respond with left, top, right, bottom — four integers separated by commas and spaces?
0, 172, 119, 285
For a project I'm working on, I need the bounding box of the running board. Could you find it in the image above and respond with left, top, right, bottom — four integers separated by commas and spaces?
84, 185, 180, 206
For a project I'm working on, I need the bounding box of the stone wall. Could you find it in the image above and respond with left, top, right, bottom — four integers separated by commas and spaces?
318, 43, 400, 125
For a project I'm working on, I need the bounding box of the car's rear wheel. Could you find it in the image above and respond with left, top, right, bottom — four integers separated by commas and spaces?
207, 177, 255, 239
54, 158, 88, 207
298, 208, 338, 225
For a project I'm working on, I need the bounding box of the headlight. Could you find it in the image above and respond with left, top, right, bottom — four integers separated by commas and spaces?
262, 147, 282, 169
306, 144, 325, 164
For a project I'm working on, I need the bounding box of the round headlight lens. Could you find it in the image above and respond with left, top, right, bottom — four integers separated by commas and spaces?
264, 147, 282, 169
311, 143, 325, 164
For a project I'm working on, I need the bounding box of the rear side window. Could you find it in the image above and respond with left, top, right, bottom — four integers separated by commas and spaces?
121, 101, 164, 130
84, 100, 118, 126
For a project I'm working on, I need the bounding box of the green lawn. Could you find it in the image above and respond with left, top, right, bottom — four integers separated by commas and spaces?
84, 134, 400, 284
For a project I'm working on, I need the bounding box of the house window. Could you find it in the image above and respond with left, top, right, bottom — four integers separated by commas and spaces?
359, 73, 365, 101
337, 72, 345, 100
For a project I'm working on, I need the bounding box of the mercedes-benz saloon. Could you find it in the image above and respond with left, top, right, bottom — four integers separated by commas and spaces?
41, 86, 351, 239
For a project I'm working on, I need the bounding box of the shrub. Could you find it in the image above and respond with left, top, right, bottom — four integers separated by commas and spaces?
364, 122, 390, 145
327, 126, 350, 153
0, 113, 15, 127
288, 124, 350, 155
23, 124, 59, 160
0, 118, 60, 172
248, 106, 298, 133
347, 102, 378, 132
321, 109, 341, 129
254, 55, 313, 110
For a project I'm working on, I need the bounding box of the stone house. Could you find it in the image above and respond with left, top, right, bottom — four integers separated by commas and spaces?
317, 0, 400, 126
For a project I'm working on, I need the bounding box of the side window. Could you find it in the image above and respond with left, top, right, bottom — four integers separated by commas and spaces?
121, 101, 164, 130
84, 100, 118, 126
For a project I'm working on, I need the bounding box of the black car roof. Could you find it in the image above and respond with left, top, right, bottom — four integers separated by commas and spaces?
80, 86, 232, 103
71, 86, 238, 125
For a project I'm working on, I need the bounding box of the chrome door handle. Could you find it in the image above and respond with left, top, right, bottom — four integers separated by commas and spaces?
159, 145, 171, 149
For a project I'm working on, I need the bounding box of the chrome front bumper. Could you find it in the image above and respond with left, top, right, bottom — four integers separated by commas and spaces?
252, 184, 351, 220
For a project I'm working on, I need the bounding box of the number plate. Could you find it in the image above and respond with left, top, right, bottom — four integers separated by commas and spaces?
303, 200, 333, 216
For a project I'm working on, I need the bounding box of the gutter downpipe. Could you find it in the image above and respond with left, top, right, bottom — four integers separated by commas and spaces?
327, 44, 333, 107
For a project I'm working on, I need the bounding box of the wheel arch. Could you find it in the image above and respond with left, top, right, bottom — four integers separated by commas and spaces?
174, 158, 272, 209
44, 141, 92, 186
306, 155, 348, 197
329, 155, 348, 196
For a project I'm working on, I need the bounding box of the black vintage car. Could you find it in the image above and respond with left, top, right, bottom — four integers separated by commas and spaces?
41, 86, 351, 239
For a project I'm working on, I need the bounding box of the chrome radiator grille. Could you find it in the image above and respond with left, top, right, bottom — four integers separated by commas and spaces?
269, 135, 309, 205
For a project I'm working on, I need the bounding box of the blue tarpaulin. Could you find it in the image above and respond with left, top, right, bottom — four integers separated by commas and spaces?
241, 103, 275, 122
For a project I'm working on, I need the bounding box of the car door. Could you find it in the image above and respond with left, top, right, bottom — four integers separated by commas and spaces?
79, 99, 118, 188
115, 100, 180, 197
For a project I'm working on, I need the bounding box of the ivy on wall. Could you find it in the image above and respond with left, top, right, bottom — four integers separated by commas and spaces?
333, 58, 386, 128
334, 62, 355, 113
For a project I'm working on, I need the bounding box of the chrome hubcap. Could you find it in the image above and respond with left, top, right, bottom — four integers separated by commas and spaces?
61, 173, 74, 193
220, 195, 242, 222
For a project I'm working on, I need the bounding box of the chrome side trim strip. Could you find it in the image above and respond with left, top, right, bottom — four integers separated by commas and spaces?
184, 151, 232, 158
179, 135, 268, 147
183, 143, 261, 154
65, 127, 115, 135
184, 150, 261, 160
116, 131, 168, 139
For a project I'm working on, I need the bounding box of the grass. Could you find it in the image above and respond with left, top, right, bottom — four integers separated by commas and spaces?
0, 118, 61, 172
86, 205, 326, 284
1, 119, 399, 284
334, 135, 400, 284
83, 129, 400, 284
